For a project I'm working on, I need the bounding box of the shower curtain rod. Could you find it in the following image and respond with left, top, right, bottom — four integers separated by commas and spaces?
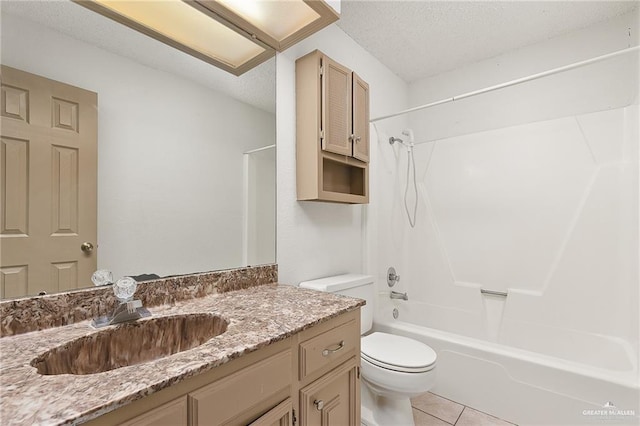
370, 45, 640, 123
243, 144, 275, 155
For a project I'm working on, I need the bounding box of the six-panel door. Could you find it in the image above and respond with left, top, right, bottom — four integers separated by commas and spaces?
0, 65, 98, 298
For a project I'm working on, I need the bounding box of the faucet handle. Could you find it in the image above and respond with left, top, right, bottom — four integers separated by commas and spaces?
113, 277, 138, 302
91, 270, 113, 286
387, 267, 400, 287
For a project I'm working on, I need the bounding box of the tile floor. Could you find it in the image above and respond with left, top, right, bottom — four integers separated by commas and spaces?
411, 392, 517, 426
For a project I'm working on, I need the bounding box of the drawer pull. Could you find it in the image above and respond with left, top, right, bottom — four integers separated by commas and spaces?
322, 340, 345, 357
314, 400, 324, 410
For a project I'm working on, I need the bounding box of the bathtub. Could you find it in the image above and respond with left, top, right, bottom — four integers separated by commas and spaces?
374, 299, 640, 425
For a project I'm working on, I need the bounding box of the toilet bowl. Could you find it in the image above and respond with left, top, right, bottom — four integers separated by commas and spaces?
299, 274, 437, 426
360, 332, 436, 425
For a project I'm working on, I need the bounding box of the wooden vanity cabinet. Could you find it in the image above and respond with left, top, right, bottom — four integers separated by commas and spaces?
296, 50, 370, 204
189, 350, 293, 425
119, 397, 188, 426
83, 309, 360, 426
299, 360, 359, 426
297, 310, 360, 426
249, 398, 293, 426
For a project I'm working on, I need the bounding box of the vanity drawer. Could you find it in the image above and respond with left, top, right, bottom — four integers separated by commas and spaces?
299, 318, 359, 381
189, 349, 292, 425
119, 396, 187, 426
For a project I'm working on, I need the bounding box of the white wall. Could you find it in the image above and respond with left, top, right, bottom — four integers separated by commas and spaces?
1, 13, 275, 279
408, 12, 639, 142
377, 9, 639, 369
276, 25, 409, 286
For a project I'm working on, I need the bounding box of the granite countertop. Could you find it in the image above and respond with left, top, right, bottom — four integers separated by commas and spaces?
0, 284, 364, 425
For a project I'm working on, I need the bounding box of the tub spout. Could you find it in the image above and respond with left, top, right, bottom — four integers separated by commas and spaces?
390, 291, 408, 301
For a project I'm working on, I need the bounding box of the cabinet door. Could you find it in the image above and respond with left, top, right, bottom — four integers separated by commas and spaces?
249, 398, 293, 426
321, 56, 352, 157
120, 396, 187, 426
299, 359, 359, 426
352, 72, 370, 163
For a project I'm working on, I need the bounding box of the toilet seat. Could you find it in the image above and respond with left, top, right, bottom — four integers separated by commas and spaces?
361, 332, 436, 373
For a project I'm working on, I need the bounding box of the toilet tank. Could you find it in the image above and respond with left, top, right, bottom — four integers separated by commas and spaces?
299, 274, 374, 334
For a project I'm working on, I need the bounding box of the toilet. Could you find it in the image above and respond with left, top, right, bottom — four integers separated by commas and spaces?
299, 274, 437, 426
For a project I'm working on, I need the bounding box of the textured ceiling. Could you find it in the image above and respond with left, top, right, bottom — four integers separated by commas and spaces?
337, 1, 638, 83
0, 0, 276, 113
4, 1, 637, 105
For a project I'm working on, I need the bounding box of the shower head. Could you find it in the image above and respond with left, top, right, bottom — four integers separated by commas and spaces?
402, 129, 415, 144
389, 136, 404, 145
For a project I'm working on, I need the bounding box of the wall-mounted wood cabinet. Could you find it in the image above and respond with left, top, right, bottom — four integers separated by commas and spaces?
296, 50, 370, 204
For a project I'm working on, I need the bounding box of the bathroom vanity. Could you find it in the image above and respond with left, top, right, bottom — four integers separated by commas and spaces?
0, 283, 363, 425
87, 308, 361, 426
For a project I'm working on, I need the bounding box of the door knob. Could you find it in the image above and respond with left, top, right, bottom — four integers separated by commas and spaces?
314, 400, 324, 411
81, 242, 94, 253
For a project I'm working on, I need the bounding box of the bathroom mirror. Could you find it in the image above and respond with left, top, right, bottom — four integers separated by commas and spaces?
0, 0, 276, 299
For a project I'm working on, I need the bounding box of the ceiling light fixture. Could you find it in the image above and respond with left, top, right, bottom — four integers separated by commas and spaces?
74, 0, 339, 76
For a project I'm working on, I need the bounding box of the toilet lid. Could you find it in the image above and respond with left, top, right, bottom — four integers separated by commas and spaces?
361, 332, 436, 373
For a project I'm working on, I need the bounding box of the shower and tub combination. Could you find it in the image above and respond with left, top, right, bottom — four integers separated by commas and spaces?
371, 42, 639, 425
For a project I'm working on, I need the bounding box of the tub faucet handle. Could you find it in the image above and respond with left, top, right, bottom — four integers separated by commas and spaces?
387, 267, 400, 287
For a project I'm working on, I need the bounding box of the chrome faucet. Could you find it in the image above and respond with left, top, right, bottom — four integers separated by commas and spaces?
390, 290, 408, 301
91, 274, 151, 328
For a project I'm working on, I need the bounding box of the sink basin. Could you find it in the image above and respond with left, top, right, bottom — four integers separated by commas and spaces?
31, 313, 228, 375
